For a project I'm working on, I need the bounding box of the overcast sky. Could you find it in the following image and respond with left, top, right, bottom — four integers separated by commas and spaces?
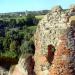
0, 0, 75, 13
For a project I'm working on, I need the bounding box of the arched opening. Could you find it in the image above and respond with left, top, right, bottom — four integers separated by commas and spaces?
47, 44, 55, 64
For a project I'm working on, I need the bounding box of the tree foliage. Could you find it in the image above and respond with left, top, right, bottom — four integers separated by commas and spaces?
0, 13, 38, 58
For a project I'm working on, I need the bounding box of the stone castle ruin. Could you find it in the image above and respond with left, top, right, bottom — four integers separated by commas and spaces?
34, 5, 75, 75
9, 5, 75, 75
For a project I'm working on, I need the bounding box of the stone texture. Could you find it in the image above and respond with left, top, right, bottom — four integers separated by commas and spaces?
34, 5, 75, 75
8, 54, 35, 75
49, 25, 75, 75
70, 4, 75, 12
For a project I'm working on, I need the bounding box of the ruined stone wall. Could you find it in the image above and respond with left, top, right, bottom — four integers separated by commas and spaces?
49, 21, 75, 75
34, 5, 75, 75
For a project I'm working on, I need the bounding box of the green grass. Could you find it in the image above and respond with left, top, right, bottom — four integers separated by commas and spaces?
0, 15, 44, 21
35, 15, 44, 20
27, 26, 37, 30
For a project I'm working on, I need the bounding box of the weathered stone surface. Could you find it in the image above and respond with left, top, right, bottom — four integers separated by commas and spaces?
70, 4, 75, 12
49, 24, 75, 75
34, 5, 75, 75
8, 54, 35, 75
51, 5, 62, 12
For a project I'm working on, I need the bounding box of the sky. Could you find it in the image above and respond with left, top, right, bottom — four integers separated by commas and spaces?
0, 0, 75, 13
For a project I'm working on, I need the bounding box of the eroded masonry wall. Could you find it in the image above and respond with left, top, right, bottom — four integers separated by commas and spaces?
34, 5, 75, 75
49, 20, 75, 75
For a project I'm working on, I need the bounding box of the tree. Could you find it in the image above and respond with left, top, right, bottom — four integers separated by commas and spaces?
10, 41, 17, 51
17, 19, 26, 28
9, 19, 16, 28
25, 14, 36, 26
20, 40, 29, 54
3, 38, 11, 50
0, 37, 4, 52
20, 38, 35, 55
10, 30, 19, 40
